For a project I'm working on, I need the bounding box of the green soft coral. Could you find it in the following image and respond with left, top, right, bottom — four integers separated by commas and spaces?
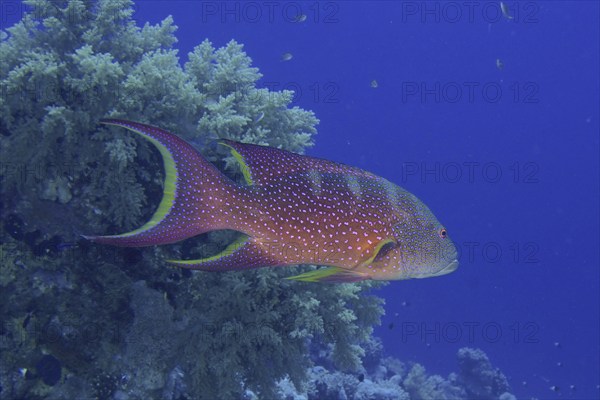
0, 0, 180, 230
173, 268, 385, 399
0, 1, 385, 399
1, 0, 316, 231
188, 40, 317, 153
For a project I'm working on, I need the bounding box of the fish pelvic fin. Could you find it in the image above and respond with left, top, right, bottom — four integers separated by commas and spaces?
286, 267, 370, 283
85, 119, 240, 247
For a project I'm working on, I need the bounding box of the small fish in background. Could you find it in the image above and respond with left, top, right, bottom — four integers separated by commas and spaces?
496, 58, 504, 70
388, 322, 394, 330
280, 52, 293, 62
293, 14, 307, 23
255, 112, 265, 123
500, 2, 514, 20
370, 79, 378, 88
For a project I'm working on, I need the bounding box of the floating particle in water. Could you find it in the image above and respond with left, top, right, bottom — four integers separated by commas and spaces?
293, 14, 307, 23
500, 2, 514, 19
281, 52, 293, 62
370, 79, 378, 88
496, 58, 504, 70
549, 385, 560, 392
569, 385, 576, 391
120, 374, 130, 385
521, 381, 527, 386
556, 362, 563, 367
554, 342, 561, 347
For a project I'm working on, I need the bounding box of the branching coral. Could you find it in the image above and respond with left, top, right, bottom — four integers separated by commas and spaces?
170, 267, 385, 399
0, 1, 386, 399
456, 347, 512, 399
1, 0, 318, 233
403, 364, 466, 400
402, 348, 513, 400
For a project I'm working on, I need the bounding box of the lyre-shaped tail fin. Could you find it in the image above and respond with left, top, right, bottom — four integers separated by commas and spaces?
85, 119, 238, 247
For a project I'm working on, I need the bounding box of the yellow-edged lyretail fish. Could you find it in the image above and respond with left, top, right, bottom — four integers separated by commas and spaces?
86, 120, 458, 283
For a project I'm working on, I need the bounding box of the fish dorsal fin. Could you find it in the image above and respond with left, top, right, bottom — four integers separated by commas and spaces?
219, 139, 376, 186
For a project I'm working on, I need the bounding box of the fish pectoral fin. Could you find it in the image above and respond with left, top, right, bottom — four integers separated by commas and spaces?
286, 267, 370, 283
167, 235, 280, 271
358, 238, 397, 267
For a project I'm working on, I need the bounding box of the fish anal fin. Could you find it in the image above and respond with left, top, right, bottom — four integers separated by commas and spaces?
286, 267, 370, 283
167, 236, 280, 271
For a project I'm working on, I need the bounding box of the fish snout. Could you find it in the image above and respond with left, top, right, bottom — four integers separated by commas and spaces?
435, 259, 459, 276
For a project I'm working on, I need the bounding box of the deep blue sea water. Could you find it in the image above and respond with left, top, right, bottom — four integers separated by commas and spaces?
141, 1, 599, 397
4, 1, 598, 399
138, 2, 599, 398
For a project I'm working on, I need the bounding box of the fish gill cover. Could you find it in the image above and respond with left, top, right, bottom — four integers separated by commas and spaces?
0, 1, 514, 399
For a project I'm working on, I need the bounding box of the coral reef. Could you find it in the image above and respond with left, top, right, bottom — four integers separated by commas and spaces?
403, 364, 466, 400
456, 347, 513, 400
0, 1, 389, 399
276, 348, 514, 400
0, 0, 318, 236
0, 1, 518, 399
401, 347, 513, 400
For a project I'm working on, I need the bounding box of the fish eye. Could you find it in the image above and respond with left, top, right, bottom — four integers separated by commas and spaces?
439, 228, 448, 239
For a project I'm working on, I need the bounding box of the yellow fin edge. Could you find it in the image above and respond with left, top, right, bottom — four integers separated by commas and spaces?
360, 238, 396, 267
285, 267, 346, 282
218, 141, 253, 185
167, 235, 249, 266
100, 121, 177, 238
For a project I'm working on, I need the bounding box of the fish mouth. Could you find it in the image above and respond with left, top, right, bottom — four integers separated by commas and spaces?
415, 259, 459, 278
433, 259, 459, 276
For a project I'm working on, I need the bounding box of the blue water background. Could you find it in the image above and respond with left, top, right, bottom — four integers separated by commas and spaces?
142, 2, 598, 398
4, 1, 598, 398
